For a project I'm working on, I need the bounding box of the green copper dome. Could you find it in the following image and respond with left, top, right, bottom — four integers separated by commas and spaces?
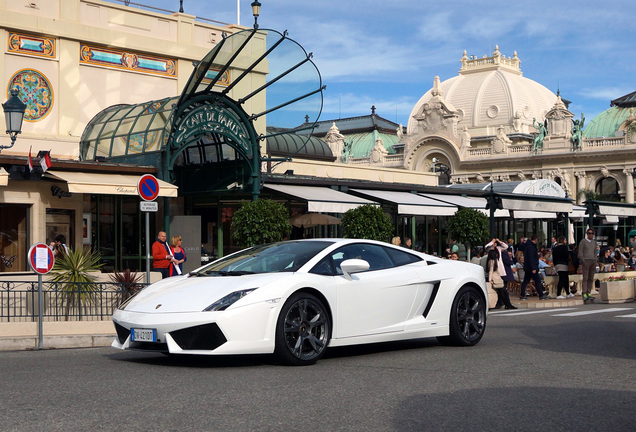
583, 106, 632, 138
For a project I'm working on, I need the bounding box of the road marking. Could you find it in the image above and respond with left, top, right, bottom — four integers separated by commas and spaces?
613, 313, 636, 318
490, 308, 573, 316
551, 307, 633, 317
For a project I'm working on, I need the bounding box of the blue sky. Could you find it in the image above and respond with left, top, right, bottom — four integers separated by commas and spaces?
107, 0, 634, 128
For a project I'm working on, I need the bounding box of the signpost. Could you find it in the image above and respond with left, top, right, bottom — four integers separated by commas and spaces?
27, 243, 55, 349
138, 175, 160, 283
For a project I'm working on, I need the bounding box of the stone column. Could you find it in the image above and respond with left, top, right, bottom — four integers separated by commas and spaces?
575, 171, 587, 205
623, 168, 635, 204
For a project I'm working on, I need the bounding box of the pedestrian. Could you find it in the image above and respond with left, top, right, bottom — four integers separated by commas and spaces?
391, 236, 401, 246
152, 231, 175, 279
485, 238, 517, 309
578, 228, 598, 302
402, 237, 412, 249
169, 235, 187, 276
49, 234, 69, 258
552, 235, 573, 299
628, 252, 636, 270
519, 234, 549, 300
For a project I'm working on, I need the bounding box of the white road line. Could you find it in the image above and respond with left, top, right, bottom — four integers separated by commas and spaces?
552, 307, 633, 317
613, 314, 636, 318
490, 308, 573, 316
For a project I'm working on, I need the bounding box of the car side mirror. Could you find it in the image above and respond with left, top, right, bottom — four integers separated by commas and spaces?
341, 259, 370, 280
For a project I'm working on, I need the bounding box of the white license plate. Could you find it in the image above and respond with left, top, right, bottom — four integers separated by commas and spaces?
131, 328, 156, 342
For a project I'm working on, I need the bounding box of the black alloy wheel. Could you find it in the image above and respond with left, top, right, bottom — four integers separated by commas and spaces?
275, 293, 330, 366
438, 285, 486, 346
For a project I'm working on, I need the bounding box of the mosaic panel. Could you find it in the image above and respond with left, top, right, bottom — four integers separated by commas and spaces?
202, 69, 231, 87
80, 44, 177, 77
7, 69, 54, 122
7, 32, 56, 58
120, 101, 164, 153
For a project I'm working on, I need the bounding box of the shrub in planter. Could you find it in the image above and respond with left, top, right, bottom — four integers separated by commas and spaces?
341, 204, 393, 242
231, 199, 292, 248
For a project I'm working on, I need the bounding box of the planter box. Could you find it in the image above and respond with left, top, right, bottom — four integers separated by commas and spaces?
599, 279, 635, 304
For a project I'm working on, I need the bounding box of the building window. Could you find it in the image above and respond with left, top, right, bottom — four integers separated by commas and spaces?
46, 209, 75, 251
0, 204, 29, 272
596, 177, 620, 201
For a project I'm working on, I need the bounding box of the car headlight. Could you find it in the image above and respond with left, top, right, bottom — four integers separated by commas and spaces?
204, 288, 256, 311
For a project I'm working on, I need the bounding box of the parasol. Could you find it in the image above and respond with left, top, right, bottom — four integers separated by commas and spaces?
289, 213, 341, 228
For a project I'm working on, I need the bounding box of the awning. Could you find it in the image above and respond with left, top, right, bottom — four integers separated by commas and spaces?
501, 197, 572, 213
598, 204, 636, 217
570, 205, 587, 220
265, 184, 375, 213
421, 193, 510, 217
512, 211, 557, 219
44, 171, 178, 197
351, 189, 457, 216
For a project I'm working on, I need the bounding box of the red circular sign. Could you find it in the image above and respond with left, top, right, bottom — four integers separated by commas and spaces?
138, 174, 160, 201
28, 243, 55, 274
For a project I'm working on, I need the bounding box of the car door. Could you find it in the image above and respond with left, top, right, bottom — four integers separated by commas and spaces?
333, 243, 423, 338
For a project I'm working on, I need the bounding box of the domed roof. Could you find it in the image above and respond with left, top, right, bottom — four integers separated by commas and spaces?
407, 47, 557, 135
582, 106, 632, 138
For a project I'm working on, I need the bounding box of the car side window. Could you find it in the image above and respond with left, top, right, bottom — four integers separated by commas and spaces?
383, 246, 423, 267
309, 256, 336, 276
331, 244, 393, 273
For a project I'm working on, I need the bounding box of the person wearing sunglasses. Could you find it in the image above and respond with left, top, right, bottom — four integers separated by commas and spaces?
577, 229, 598, 302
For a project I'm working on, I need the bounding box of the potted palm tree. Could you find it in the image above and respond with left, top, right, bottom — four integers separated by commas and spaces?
49, 248, 103, 320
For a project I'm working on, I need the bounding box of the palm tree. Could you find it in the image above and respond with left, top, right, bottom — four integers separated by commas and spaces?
49, 248, 103, 320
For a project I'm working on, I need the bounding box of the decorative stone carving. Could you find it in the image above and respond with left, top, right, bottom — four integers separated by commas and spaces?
545, 95, 574, 138
517, 171, 526, 180
491, 125, 511, 153
476, 173, 484, 182
324, 122, 345, 163
369, 138, 388, 164
460, 126, 471, 149
619, 108, 636, 143
600, 166, 610, 178
532, 171, 542, 180
413, 76, 460, 138
549, 167, 570, 195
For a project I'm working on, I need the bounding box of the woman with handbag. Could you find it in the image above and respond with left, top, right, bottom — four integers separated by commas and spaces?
487, 246, 517, 310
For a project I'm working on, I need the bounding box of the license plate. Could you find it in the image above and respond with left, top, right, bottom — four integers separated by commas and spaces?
131, 328, 156, 342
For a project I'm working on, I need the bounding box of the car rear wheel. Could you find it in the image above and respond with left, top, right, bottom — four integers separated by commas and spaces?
275, 293, 330, 366
438, 285, 486, 346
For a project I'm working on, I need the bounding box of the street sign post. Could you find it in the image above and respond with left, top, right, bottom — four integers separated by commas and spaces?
27, 243, 55, 349
138, 175, 160, 283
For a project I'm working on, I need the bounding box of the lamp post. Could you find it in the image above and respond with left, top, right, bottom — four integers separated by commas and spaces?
1, 88, 27, 153
251, 0, 261, 29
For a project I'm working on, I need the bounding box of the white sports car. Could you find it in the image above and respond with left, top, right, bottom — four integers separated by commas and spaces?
112, 239, 488, 365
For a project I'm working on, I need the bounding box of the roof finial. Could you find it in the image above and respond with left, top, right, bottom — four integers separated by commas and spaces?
371, 105, 376, 115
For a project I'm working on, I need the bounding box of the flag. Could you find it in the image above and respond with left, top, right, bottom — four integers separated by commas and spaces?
27, 146, 33, 172
40, 151, 52, 173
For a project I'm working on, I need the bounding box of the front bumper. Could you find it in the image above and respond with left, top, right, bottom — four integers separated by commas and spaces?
112, 300, 280, 355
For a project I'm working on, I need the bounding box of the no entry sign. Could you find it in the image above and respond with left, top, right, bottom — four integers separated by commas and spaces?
138, 174, 160, 201
28, 243, 55, 274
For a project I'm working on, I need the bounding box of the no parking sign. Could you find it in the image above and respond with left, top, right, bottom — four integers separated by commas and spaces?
28, 243, 55, 274
138, 174, 160, 201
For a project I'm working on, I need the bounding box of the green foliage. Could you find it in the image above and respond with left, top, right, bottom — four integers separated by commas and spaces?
231, 199, 291, 247
109, 269, 144, 302
341, 204, 393, 242
446, 208, 489, 247
49, 248, 103, 320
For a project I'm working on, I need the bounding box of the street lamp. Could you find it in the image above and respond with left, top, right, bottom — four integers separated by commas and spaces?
1, 88, 27, 153
251, 0, 261, 29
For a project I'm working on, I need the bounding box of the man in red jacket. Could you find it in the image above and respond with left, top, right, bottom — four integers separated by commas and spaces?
152, 231, 175, 279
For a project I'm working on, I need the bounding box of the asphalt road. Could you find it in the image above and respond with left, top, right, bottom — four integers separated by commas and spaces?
1, 303, 634, 431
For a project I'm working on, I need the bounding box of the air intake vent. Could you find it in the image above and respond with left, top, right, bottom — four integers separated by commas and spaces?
114, 322, 130, 345
170, 323, 227, 351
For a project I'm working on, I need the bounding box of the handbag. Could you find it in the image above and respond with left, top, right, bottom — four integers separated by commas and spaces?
491, 279, 505, 289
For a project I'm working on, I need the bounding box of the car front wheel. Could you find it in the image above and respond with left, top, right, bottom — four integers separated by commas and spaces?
438, 285, 486, 346
275, 293, 330, 366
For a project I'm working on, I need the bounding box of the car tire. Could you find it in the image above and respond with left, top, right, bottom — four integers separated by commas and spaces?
274, 292, 331, 366
437, 285, 486, 346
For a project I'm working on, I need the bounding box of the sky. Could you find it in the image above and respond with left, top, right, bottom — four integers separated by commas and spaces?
106, 0, 635, 128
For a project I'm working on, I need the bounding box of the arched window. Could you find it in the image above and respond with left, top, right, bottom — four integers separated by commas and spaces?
595, 177, 620, 201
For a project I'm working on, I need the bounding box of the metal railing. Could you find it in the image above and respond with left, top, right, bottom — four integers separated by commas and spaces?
0, 281, 149, 322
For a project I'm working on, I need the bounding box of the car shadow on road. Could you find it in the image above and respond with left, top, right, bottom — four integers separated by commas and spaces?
103, 338, 443, 367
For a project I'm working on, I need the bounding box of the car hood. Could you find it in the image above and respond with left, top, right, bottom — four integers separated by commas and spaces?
124, 273, 287, 313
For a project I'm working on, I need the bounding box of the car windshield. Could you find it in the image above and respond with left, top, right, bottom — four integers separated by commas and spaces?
192, 241, 332, 276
